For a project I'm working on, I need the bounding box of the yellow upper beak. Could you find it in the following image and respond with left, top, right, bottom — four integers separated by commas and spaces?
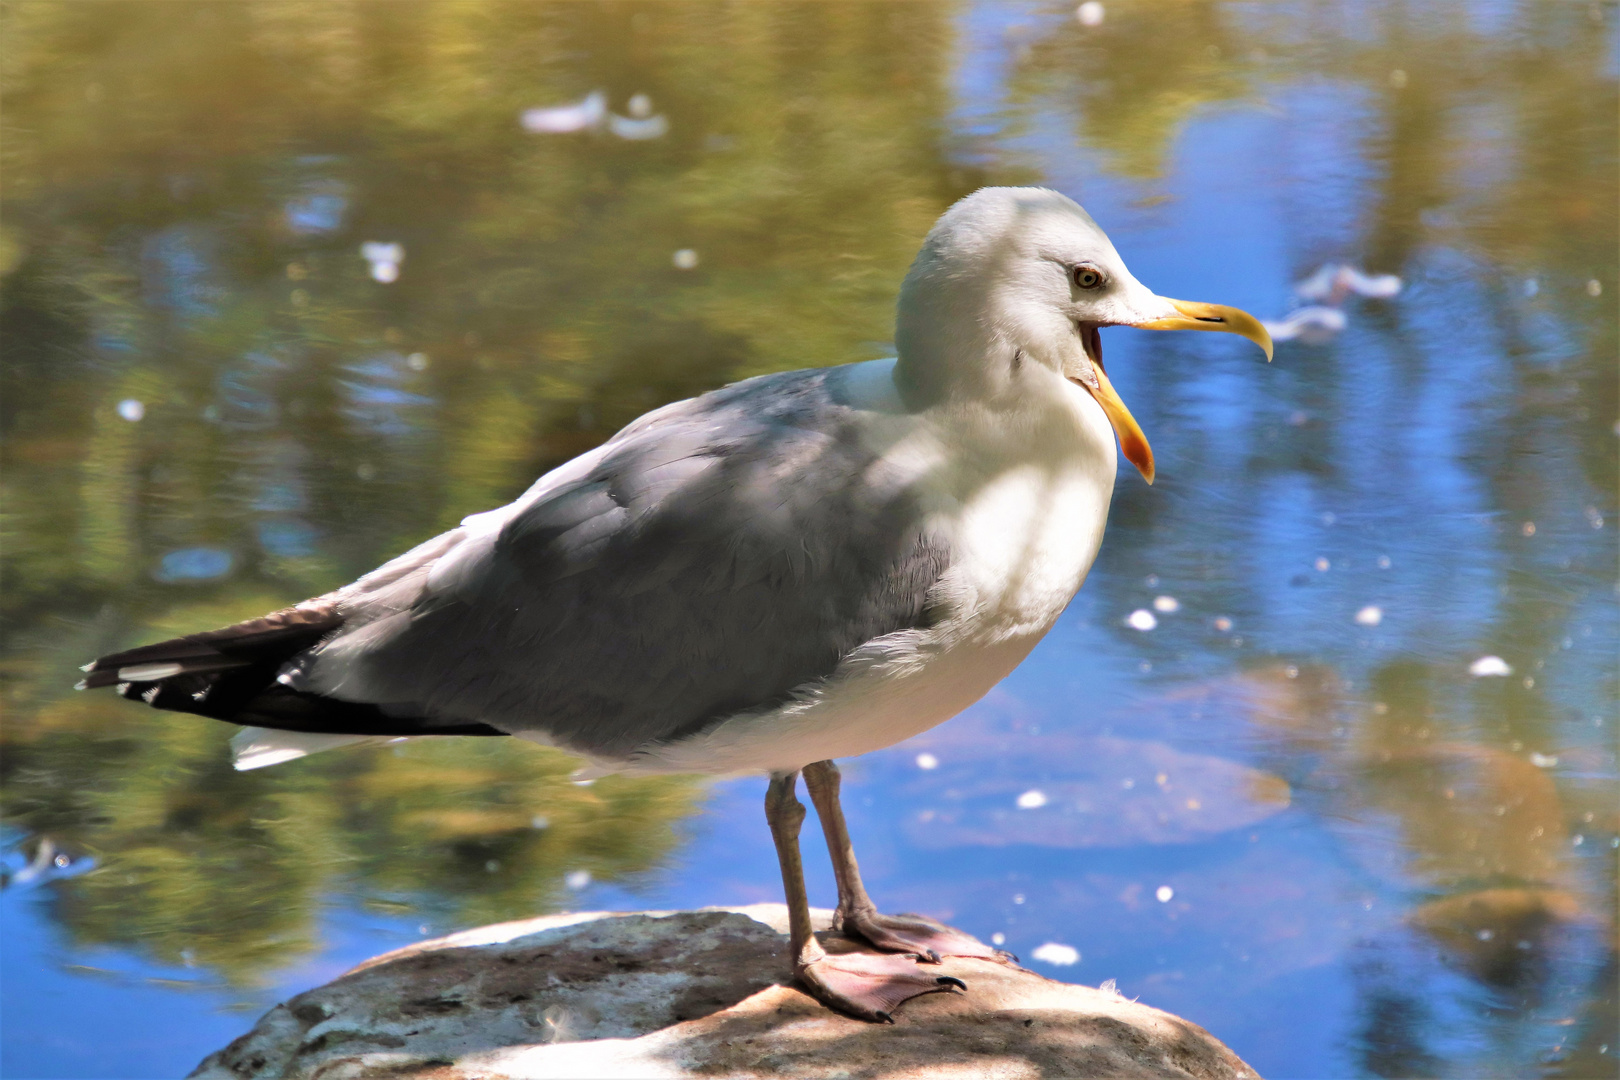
1078, 299, 1272, 486
1135, 298, 1275, 361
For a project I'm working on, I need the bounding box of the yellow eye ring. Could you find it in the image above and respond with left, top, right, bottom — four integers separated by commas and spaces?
1073, 266, 1105, 289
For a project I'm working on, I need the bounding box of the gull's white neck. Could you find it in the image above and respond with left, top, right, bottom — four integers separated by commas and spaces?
839, 351, 1120, 641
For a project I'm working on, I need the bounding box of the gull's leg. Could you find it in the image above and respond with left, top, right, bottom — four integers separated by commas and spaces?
765, 769, 963, 1022
802, 759, 1006, 963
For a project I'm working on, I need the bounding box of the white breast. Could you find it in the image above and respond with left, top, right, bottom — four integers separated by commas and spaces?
614, 363, 1120, 778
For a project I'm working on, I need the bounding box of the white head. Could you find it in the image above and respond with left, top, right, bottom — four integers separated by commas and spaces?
895, 187, 1270, 482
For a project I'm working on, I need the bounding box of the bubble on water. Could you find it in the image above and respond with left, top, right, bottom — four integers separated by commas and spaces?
915, 752, 939, 770
530, 815, 550, 830
1476, 928, 1494, 941
991, 932, 1006, 946
1521, 521, 1536, 537
1529, 752, 1558, 768
485, 859, 500, 873
117, 399, 145, 422
1587, 279, 1603, 297
406, 352, 430, 371
1355, 605, 1383, 626
1315, 557, 1331, 572
1156, 885, 1174, 903
1470, 655, 1512, 677
1075, 2, 1104, 26
1377, 555, 1392, 569
1152, 595, 1179, 613
628, 93, 653, 119
1016, 789, 1048, 809
361, 241, 404, 283
1212, 616, 1232, 632
1012, 893, 1026, 905
1126, 609, 1157, 631
1032, 942, 1080, 965
1524, 278, 1539, 297
565, 870, 591, 890
673, 248, 699, 270
1389, 69, 1408, 88
356, 462, 377, 481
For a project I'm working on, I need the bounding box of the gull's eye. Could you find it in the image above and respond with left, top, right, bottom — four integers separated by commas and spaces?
1072, 266, 1105, 290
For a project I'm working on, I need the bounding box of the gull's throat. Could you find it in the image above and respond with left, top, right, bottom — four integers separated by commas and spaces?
1066, 322, 1103, 391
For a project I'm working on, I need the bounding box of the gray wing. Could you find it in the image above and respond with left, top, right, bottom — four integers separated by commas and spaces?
296, 367, 950, 759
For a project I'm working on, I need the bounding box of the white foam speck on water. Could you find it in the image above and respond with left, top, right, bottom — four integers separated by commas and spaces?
1031, 942, 1079, 966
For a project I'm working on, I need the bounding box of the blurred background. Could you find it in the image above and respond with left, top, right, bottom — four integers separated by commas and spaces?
1, 2, 1615, 1076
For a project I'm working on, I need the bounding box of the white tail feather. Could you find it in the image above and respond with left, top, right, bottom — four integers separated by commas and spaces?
230, 727, 386, 770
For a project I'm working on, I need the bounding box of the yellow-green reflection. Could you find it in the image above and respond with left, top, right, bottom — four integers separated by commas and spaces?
0, 0, 962, 985
0, 3, 1614, 1076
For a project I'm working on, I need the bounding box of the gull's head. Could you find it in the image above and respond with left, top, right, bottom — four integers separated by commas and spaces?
895, 187, 1271, 484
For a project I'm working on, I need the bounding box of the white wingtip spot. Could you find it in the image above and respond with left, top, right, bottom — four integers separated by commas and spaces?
117, 662, 184, 681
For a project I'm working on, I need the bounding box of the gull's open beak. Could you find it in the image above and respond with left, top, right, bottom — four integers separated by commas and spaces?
1073, 324, 1156, 485
1072, 299, 1271, 487
1134, 298, 1274, 361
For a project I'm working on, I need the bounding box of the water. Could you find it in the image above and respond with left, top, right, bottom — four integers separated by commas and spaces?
2, 2, 1615, 1076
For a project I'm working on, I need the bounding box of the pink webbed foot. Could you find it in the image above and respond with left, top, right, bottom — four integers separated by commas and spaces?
842, 909, 1015, 964
798, 949, 966, 1023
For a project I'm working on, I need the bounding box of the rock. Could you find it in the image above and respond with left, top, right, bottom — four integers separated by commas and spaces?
191, 905, 1260, 1080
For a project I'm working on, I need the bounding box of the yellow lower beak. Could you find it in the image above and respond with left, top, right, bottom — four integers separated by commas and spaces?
1135, 298, 1275, 361
1077, 362, 1156, 485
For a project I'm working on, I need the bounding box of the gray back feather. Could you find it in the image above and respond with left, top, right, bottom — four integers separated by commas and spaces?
304, 367, 951, 759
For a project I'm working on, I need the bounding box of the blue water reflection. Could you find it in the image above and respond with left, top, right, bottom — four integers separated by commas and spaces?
1, 2, 1614, 1078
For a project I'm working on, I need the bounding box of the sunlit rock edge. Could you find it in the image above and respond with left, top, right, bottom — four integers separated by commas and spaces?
189, 905, 1260, 1080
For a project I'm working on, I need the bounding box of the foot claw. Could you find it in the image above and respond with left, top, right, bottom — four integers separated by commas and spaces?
937, 975, 967, 990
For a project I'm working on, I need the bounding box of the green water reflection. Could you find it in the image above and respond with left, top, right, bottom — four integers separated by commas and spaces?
2, 2, 1616, 1077
3, 0, 969, 978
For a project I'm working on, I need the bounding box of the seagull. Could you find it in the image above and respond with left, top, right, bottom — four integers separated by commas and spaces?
79, 187, 1270, 1022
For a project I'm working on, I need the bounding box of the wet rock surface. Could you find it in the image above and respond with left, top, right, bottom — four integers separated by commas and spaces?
191, 905, 1259, 1080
